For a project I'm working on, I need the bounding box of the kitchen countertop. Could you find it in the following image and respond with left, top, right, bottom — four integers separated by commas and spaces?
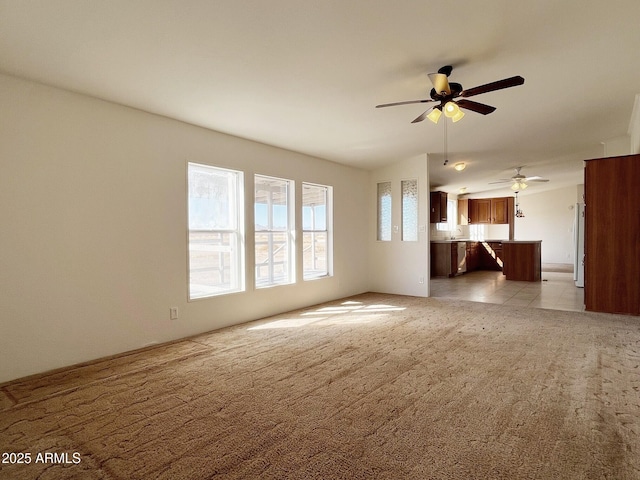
430, 239, 508, 243
501, 240, 542, 243
431, 239, 542, 243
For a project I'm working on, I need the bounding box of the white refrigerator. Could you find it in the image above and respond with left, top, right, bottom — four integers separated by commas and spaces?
573, 203, 585, 288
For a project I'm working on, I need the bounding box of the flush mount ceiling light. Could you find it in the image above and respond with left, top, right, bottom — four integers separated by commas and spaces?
454, 162, 466, 171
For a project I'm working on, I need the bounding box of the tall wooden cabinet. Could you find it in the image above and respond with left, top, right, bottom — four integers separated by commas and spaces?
430, 191, 448, 223
584, 154, 640, 315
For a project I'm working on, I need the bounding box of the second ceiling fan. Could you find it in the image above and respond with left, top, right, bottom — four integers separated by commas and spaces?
490, 167, 549, 191
376, 65, 524, 124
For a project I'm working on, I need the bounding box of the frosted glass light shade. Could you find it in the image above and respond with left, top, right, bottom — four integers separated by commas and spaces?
427, 108, 442, 124
452, 110, 465, 122
511, 181, 528, 191
443, 101, 460, 118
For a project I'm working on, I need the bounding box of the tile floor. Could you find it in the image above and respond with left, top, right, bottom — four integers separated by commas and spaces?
430, 270, 585, 312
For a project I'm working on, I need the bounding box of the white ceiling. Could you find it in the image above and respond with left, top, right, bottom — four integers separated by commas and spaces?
1, 0, 639, 196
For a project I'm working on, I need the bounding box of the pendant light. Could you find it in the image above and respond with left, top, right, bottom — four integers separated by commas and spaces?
515, 191, 525, 218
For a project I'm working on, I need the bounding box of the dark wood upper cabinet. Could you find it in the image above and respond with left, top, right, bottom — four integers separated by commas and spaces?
464, 197, 513, 224
471, 198, 492, 224
491, 197, 509, 224
430, 191, 448, 223
584, 153, 640, 315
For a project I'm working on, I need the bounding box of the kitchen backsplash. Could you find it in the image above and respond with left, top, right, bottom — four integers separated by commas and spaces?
430, 223, 509, 240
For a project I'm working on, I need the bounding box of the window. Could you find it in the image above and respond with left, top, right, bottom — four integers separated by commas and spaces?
255, 175, 294, 287
187, 163, 244, 299
303, 183, 332, 280
377, 181, 392, 241
401, 179, 418, 241
436, 199, 457, 232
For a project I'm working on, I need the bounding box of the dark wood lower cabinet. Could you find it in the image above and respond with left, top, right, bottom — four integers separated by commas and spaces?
430, 242, 461, 277
432, 240, 541, 281
432, 241, 503, 277
478, 242, 503, 271
502, 241, 541, 282
465, 242, 479, 271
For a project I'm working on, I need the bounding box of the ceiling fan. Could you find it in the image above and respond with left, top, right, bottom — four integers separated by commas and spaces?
490, 167, 549, 191
376, 65, 524, 124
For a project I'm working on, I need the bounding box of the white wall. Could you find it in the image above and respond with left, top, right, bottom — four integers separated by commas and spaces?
369, 155, 429, 297
629, 94, 640, 154
603, 135, 632, 157
0, 74, 369, 383
512, 186, 579, 264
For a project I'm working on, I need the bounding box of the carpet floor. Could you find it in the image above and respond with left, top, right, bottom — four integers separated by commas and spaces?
1, 293, 639, 479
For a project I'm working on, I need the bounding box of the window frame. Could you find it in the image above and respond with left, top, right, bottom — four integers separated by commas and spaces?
254, 174, 295, 288
187, 162, 245, 300
377, 181, 392, 241
401, 179, 419, 242
436, 199, 457, 232
302, 182, 332, 280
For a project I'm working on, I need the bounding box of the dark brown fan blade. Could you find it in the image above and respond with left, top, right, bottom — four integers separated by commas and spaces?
457, 99, 496, 115
411, 110, 430, 123
460, 76, 524, 98
376, 99, 434, 108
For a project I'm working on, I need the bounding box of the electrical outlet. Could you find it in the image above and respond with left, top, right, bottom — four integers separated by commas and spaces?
170, 307, 179, 320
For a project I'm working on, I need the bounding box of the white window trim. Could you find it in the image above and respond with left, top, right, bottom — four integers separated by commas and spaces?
254, 174, 295, 288
302, 182, 332, 280
187, 163, 245, 300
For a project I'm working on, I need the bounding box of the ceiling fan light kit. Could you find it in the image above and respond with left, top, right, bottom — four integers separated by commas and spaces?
376, 65, 525, 124
490, 167, 549, 191
443, 101, 464, 122
452, 110, 465, 123
427, 107, 442, 124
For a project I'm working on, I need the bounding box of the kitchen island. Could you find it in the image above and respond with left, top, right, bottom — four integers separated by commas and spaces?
502, 240, 542, 281
430, 239, 542, 281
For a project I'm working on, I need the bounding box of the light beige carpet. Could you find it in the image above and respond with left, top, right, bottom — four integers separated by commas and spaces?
1, 293, 639, 479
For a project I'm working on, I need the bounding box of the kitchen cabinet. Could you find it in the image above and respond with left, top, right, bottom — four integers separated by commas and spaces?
502, 241, 541, 281
433, 240, 509, 276
491, 197, 509, 224
431, 242, 466, 277
584, 154, 640, 315
478, 241, 503, 271
465, 241, 479, 271
457, 198, 469, 225
467, 197, 513, 225
430, 191, 448, 223
470, 199, 492, 224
